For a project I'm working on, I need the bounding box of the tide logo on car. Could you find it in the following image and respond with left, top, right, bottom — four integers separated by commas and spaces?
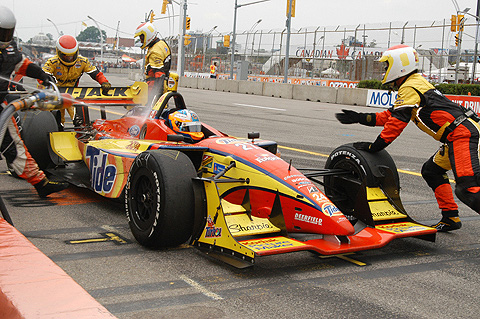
86, 147, 117, 194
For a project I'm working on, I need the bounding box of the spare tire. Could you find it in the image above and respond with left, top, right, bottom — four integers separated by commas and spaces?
324, 143, 400, 217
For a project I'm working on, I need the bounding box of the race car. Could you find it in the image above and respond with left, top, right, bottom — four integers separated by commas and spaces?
18, 75, 437, 268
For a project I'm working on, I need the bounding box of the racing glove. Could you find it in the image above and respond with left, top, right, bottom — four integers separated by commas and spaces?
335, 109, 377, 126
101, 82, 111, 95
353, 136, 389, 153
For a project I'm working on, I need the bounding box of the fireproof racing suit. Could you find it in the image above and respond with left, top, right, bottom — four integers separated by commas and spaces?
0, 41, 48, 186
143, 38, 171, 106
359, 73, 480, 215
42, 55, 109, 124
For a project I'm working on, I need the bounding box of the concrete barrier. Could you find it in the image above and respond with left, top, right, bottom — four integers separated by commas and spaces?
238, 81, 264, 95
178, 77, 371, 107
179, 76, 198, 89
263, 82, 294, 99
336, 87, 369, 106
292, 85, 337, 103
197, 78, 217, 90
216, 79, 239, 93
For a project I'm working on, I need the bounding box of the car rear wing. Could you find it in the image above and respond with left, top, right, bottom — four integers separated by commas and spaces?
59, 81, 148, 107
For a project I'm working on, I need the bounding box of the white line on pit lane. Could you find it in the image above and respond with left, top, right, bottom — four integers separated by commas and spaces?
233, 103, 286, 111
180, 275, 224, 300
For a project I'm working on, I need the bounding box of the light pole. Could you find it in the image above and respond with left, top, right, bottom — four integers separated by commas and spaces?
401, 21, 408, 44
46, 18, 60, 38
244, 19, 262, 57
284, 0, 293, 83
230, 0, 270, 80
87, 15, 104, 71
203, 26, 217, 72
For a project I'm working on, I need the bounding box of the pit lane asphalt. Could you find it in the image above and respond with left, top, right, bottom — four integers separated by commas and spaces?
3, 74, 479, 319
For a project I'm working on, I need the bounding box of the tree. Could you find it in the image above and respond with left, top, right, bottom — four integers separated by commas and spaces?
76, 26, 107, 43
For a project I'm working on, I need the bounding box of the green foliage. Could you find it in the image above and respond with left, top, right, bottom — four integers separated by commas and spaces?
76, 26, 107, 43
358, 79, 480, 96
434, 83, 480, 96
357, 79, 390, 90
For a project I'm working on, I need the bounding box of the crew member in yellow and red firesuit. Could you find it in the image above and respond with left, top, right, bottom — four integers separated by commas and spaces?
336, 44, 480, 232
134, 22, 171, 106
42, 35, 111, 127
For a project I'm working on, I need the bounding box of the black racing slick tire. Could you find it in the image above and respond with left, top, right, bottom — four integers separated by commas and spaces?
20, 110, 58, 170
324, 143, 399, 216
125, 150, 196, 248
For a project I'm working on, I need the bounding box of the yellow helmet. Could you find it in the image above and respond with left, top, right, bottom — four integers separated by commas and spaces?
56, 35, 79, 66
167, 109, 204, 142
378, 44, 419, 84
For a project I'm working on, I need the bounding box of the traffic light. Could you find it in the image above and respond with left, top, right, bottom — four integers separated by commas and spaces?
458, 14, 464, 31
455, 33, 460, 46
223, 35, 230, 47
184, 34, 191, 46
161, 0, 168, 14
286, 0, 296, 17
451, 15, 457, 32
186, 17, 191, 30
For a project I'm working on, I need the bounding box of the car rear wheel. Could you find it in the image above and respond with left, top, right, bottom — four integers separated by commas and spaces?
324, 143, 399, 220
20, 110, 58, 170
125, 150, 196, 248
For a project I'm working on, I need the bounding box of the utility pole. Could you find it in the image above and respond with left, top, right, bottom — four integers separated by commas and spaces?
284, 0, 293, 83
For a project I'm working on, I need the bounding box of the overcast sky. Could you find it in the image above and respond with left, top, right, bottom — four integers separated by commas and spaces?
5, 0, 479, 44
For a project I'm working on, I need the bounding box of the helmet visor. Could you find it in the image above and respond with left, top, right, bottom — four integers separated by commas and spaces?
134, 34, 145, 48
0, 27, 14, 43
179, 121, 201, 132
59, 51, 78, 63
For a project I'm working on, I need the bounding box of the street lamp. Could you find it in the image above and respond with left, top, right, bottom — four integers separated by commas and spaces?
203, 26, 217, 72
87, 15, 104, 71
244, 19, 262, 57
230, 0, 270, 80
46, 18, 60, 38
401, 21, 408, 44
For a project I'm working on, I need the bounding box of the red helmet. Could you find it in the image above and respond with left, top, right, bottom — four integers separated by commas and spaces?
56, 35, 79, 66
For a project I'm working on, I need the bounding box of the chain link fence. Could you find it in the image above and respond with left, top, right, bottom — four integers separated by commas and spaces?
167, 19, 480, 83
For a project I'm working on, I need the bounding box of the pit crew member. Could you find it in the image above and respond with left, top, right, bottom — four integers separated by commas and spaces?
336, 44, 480, 232
0, 5, 68, 197
42, 35, 111, 126
134, 22, 171, 106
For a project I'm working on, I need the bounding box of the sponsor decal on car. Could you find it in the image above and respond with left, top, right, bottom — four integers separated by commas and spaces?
213, 162, 225, 174
205, 216, 222, 238
201, 154, 214, 168
322, 203, 342, 217
376, 222, 431, 234
128, 125, 140, 137
255, 153, 280, 164
240, 237, 305, 252
85, 146, 117, 194
294, 213, 322, 225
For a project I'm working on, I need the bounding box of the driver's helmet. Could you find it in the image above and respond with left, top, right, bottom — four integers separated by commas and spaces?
0, 6, 16, 49
134, 22, 157, 49
56, 35, 79, 66
167, 109, 204, 141
378, 44, 419, 84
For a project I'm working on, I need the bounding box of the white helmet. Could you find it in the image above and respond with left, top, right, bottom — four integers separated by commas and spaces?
134, 22, 157, 49
378, 44, 419, 84
0, 6, 16, 49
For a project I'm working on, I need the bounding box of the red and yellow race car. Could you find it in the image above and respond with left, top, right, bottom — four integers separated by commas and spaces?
20, 75, 436, 268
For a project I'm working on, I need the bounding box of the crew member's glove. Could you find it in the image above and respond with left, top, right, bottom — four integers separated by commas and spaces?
101, 82, 111, 95
336, 109, 361, 124
38, 73, 56, 88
